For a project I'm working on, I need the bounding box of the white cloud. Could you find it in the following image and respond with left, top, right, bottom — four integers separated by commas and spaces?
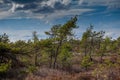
105, 29, 120, 39
94, 21, 120, 39
0, 10, 13, 19
41, 0, 58, 8
0, 30, 31, 42
78, 0, 83, 5
44, 8, 94, 21
61, 0, 71, 5
0, 0, 3, 3
0, 0, 119, 20
1, 8, 93, 21
41, 0, 72, 8
83, 0, 120, 8
9, 2, 24, 13
0, 29, 47, 42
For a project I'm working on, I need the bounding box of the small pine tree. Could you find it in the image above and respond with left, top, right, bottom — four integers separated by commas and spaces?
81, 56, 93, 71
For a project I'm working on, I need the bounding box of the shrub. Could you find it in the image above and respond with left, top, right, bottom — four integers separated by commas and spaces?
81, 56, 93, 71
27, 65, 37, 73
92, 61, 120, 80
0, 60, 11, 73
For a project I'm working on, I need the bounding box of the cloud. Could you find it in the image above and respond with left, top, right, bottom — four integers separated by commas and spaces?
105, 29, 120, 39
0, 29, 47, 42
44, 8, 94, 21
94, 20, 120, 39
41, 0, 58, 8
0, 29, 31, 42
0, 0, 119, 41
0, 0, 119, 20
78, 0, 83, 5
61, 0, 71, 5
3, 0, 41, 4
0, 0, 3, 3
82, 0, 120, 8
0, 11, 13, 19
9, 2, 24, 13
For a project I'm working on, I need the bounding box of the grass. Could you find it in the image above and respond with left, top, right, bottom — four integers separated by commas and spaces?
1, 54, 120, 80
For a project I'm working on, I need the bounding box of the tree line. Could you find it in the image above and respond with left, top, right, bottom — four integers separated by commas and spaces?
0, 16, 120, 78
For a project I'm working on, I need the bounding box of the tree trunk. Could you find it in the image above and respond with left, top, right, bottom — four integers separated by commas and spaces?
53, 55, 57, 69
35, 53, 37, 66
84, 46, 87, 56
100, 54, 103, 63
53, 39, 62, 69
89, 37, 94, 61
49, 54, 53, 68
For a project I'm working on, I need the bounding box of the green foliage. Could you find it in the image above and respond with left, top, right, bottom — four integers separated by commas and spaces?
1, 16, 120, 79
32, 31, 39, 43
104, 59, 118, 67
0, 33, 9, 43
92, 61, 119, 80
27, 65, 37, 73
0, 61, 11, 73
59, 43, 72, 68
45, 16, 78, 68
81, 56, 93, 70
0, 42, 11, 53
80, 25, 106, 64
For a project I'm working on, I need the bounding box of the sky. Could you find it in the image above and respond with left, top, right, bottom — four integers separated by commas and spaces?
0, 0, 120, 42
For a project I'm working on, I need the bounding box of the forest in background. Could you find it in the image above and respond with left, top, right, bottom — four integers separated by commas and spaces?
0, 17, 120, 80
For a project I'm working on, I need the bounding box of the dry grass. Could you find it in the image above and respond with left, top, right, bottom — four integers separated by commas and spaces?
25, 67, 96, 80
1, 55, 120, 80
25, 55, 120, 80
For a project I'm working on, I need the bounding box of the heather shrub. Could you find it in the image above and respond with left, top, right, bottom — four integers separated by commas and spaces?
92, 60, 120, 80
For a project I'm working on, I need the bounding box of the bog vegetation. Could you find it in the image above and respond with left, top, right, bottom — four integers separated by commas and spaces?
0, 17, 120, 80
